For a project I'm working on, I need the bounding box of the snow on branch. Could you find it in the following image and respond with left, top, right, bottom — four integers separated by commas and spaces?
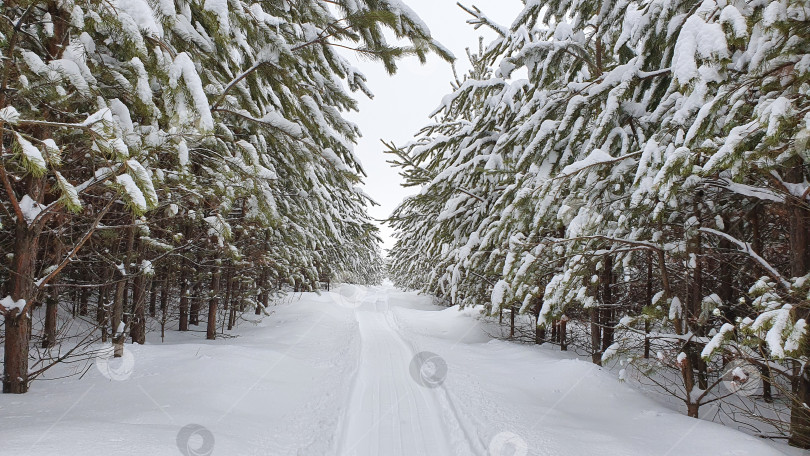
699, 228, 790, 289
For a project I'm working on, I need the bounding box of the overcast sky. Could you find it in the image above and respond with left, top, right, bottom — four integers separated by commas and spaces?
342, 1, 523, 253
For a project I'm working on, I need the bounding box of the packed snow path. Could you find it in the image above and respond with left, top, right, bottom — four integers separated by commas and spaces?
0, 285, 792, 455
337, 295, 463, 456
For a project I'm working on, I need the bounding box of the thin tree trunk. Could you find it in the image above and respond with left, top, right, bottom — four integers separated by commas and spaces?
148, 277, 157, 317
179, 255, 189, 332
256, 268, 266, 315
79, 286, 89, 316
190, 280, 201, 326
131, 266, 146, 345
644, 253, 652, 359
228, 279, 239, 331
509, 306, 516, 339
112, 223, 135, 357
98, 276, 109, 343
3, 223, 39, 393
533, 296, 545, 345
207, 267, 221, 340
788, 160, 810, 448
42, 287, 58, 349
160, 270, 170, 342
590, 306, 602, 365
601, 255, 614, 352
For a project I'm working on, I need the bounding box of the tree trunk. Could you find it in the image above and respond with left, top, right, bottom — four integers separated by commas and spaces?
148, 277, 157, 317
535, 323, 546, 345
644, 253, 652, 359
3, 223, 39, 394
688, 201, 708, 390
560, 317, 568, 351
190, 281, 201, 326
179, 257, 189, 332
207, 267, 221, 340
790, 368, 810, 448
228, 279, 239, 331
551, 318, 558, 342
3, 313, 31, 393
112, 223, 136, 357
160, 270, 170, 342
79, 286, 89, 316
788, 160, 810, 448
130, 237, 146, 345
131, 267, 146, 345
590, 306, 602, 365
256, 268, 267, 315
42, 288, 58, 349
509, 306, 516, 339
686, 401, 700, 419
601, 255, 614, 352
98, 279, 109, 343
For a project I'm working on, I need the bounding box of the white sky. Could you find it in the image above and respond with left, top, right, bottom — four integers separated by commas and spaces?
342, 1, 523, 253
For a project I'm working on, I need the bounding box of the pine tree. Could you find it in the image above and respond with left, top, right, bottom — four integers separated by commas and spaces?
1, 0, 449, 394
388, 0, 810, 445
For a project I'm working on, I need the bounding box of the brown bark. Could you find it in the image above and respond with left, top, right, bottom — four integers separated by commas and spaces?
256, 268, 267, 315
160, 270, 170, 342
590, 306, 602, 365
535, 323, 546, 345
3, 222, 39, 393
79, 286, 89, 316
601, 255, 614, 352
509, 306, 516, 339
207, 267, 221, 340
148, 277, 157, 318
42, 288, 58, 349
112, 222, 136, 357
644, 253, 652, 359
787, 160, 810, 448
178, 255, 189, 332
228, 279, 240, 331
190, 281, 201, 326
131, 266, 146, 345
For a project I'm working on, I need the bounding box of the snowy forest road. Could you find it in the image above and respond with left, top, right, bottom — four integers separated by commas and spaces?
336, 294, 466, 456
0, 285, 790, 455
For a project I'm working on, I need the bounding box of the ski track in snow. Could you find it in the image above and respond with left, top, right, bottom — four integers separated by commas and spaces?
336, 294, 467, 456
0, 285, 796, 456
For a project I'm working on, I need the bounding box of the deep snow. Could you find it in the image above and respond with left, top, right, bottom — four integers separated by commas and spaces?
0, 285, 796, 455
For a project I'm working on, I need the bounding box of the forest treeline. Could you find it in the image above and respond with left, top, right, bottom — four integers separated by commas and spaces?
387, 0, 810, 448
0, 0, 450, 394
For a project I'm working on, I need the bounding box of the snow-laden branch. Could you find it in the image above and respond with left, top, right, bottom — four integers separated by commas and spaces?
708, 178, 785, 203
457, 3, 508, 37
699, 228, 790, 289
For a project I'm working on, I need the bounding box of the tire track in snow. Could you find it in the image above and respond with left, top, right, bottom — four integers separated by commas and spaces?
334, 292, 469, 455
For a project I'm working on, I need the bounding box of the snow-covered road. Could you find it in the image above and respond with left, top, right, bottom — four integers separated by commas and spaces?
0, 285, 794, 455
338, 296, 463, 455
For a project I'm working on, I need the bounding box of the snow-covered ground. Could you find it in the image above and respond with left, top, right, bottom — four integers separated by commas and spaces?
0, 285, 797, 455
